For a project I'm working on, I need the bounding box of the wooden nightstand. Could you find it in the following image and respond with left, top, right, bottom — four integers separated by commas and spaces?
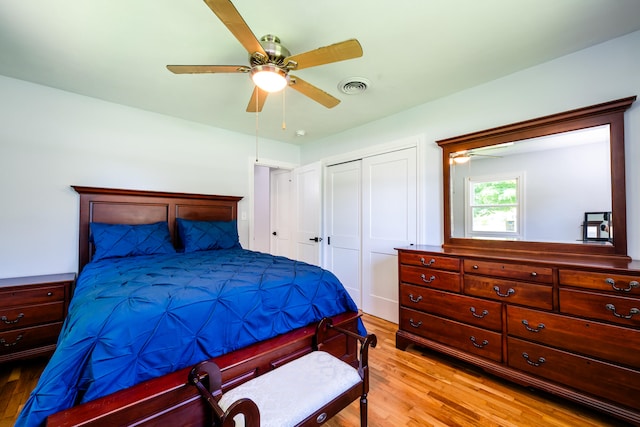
0, 273, 74, 363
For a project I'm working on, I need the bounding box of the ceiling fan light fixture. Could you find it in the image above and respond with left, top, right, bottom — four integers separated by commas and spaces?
453, 155, 471, 164
251, 64, 288, 93
451, 152, 471, 164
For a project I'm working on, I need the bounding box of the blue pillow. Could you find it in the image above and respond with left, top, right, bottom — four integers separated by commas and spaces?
177, 218, 241, 252
90, 221, 176, 262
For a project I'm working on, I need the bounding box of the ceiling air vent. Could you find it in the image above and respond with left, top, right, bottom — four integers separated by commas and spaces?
338, 77, 371, 95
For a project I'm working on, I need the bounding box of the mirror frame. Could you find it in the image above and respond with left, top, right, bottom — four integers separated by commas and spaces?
437, 96, 636, 259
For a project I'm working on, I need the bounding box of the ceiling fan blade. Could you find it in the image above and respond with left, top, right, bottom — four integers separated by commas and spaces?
203, 0, 267, 57
285, 39, 363, 70
166, 65, 250, 74
289, 75, 340, 109
246, 86, 268, 112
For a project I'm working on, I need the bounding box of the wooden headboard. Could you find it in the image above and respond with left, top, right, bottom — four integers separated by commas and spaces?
72, 186, 243, 271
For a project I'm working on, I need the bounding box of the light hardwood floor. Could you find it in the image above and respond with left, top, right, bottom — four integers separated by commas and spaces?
1, 314, 632, 427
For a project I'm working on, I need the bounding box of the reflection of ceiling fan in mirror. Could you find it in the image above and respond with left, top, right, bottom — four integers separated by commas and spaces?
450, 142, 510, 163
167, 0, 363, 112
450, 150, 502, 164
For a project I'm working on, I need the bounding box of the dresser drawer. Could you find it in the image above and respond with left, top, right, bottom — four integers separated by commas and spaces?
507, 305, 640, 370
399, 265, 461, 292
0, 322, 63, 355
399, 252, 460, 272
559, 269, 640, 295
464, 275, 552, 310
508, 337, 640, 411
464, 259, 553, 284
0, 285, 65, 308
400, 283, 502, 331
400, 308, 502, 362
559, 288, 640, 328
0, 302, 65, 332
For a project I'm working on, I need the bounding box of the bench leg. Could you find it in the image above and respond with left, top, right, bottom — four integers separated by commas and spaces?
360, 392, 368, 427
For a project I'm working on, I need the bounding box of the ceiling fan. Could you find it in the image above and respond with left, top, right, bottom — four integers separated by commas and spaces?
167, 0, 364, 113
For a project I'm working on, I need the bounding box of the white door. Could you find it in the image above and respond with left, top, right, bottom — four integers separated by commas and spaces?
270, 169, 292, 258
362, 148, 417, 323
324, 160, 362, 307
291, 162, 322, 265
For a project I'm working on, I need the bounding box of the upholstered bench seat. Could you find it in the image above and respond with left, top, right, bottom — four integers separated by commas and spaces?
219, 351, 362, 427
189, 317, 377, 427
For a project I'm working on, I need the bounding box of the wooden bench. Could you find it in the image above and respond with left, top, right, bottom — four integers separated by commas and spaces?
188, 317, 377, 427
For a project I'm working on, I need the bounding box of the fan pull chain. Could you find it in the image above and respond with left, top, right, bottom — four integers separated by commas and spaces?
255, 90, 260, 162
282, 89, 286, 130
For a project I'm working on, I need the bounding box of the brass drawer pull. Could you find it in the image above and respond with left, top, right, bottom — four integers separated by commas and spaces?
493, 286, 515, 298
530, 272, 538, 277
522, 352, 546, 367
522, 319, 545, 333
470, 336, 488, 348
408, 294, 423, 303
605, 278, 639, 293
469, 307, 489, 318
420, 274, 436, 284
420, 257, 435, 267
1, 334, 23, 347
409, 318, 422, 328
1, 313, 24, 325
47, 292, 53, 296
605, 304, 640, 319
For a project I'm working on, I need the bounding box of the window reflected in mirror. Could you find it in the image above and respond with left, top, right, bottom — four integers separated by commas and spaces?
464, 175, 522, 240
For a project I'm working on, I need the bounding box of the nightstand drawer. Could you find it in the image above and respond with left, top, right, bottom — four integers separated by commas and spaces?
0, 273, 73, 363
0, 285, 65, 307
0, 322, 63, 355
0, 302, 65, 332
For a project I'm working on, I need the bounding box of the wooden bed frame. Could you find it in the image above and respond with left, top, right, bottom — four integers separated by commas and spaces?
46, 186, 361, 426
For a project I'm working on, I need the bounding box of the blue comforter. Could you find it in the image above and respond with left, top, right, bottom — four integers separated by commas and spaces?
16, 249, 361, 427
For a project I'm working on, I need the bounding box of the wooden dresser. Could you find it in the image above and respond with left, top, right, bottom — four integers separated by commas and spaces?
0, 273, 74, 363
396, 245, 640, 424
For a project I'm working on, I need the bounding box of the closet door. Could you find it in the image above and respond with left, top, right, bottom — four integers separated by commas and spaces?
362, 148, 417, 323
292, 162, 322, 266
325, 160, 362, 307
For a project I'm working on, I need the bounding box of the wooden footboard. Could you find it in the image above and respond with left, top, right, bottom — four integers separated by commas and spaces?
47, 311, 361, 426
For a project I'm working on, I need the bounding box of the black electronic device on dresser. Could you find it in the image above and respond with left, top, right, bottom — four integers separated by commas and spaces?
396, 96, 640, 424
0, 273, 74, 363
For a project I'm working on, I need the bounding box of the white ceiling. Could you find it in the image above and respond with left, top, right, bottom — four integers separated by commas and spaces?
1, 1, 640, 144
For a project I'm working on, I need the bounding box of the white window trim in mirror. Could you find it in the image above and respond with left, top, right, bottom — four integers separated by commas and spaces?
464, 172, 523, 240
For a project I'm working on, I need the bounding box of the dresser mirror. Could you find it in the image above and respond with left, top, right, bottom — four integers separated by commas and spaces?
437, 96, 636, 258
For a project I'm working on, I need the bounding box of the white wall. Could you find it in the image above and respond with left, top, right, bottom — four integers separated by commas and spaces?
302, 30, 640, 259
0, 76, 300, 278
